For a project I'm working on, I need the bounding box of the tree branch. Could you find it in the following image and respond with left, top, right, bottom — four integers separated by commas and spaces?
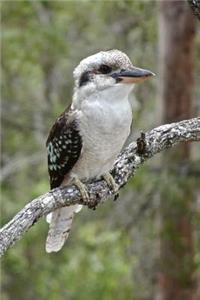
188, 0, 200, 20
1, 117, 200, 256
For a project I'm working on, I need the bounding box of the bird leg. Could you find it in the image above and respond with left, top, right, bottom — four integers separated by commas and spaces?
102, 172, 119, 194
72, 175, 89, 202
72, 175, 98, 210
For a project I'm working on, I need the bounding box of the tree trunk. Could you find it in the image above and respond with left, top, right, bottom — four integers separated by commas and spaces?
156, 1, 197, 300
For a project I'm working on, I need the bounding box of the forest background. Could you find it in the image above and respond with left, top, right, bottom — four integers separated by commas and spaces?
1, 1, 200, 300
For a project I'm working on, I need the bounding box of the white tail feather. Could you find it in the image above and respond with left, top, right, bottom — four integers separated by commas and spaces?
45, 205, 82, 253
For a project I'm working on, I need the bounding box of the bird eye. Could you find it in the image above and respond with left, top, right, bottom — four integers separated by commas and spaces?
99, 64, 112, 74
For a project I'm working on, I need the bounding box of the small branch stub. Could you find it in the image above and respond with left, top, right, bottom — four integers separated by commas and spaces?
136, 132, 147, 156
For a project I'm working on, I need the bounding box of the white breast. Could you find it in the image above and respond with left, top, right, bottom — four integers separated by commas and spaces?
72, 92, 132, 180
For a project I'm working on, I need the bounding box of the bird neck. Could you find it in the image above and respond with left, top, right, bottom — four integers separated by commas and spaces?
72, 84, 134, 110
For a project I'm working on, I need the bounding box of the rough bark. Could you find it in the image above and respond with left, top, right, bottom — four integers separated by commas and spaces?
0, 118, 199, 257
157, 1, 197, 300
188, 0, 200, 20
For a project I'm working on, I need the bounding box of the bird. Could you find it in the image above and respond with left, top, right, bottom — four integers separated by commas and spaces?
45, 49, 154, 253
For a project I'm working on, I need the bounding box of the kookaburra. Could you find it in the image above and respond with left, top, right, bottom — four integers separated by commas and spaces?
45, 49, 154, 253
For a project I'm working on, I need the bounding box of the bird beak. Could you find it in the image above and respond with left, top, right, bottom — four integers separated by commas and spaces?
111, 67, 155, 84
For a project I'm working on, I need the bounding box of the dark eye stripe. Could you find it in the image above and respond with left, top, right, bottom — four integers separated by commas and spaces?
79, 71, 90, 87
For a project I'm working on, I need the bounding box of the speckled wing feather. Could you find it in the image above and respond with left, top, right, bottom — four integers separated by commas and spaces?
46, 107, 82, 253
46, 108, 82, 189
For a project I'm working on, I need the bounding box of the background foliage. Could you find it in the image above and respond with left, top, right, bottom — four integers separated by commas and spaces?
1, 1, 200, 300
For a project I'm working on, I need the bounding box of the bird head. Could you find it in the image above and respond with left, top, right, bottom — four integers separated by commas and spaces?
73, 49, 155, 104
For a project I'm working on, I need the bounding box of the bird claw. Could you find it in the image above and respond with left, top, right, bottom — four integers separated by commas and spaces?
72, 176, 98, 210
113, 193, 119, 201
73, 173, 119, 209
87, 200, 99, 210
72, 176, 89, 203
102, 172, 119, 194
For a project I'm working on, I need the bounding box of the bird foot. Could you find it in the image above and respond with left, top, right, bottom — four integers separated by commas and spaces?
102, 173, 119, 194
73, 175, 89, 201
113, 193, 119, 201
72, 176, 98, 210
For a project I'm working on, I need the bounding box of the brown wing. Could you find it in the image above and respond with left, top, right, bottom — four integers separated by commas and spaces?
46, 109, 82, 189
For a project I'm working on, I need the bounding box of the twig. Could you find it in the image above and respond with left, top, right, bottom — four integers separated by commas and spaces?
0, 117, 199, 256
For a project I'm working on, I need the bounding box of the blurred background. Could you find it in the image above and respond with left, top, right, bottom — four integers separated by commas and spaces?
1, 1, 200, 300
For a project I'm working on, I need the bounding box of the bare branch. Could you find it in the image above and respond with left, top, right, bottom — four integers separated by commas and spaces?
0, 117, 200, 256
